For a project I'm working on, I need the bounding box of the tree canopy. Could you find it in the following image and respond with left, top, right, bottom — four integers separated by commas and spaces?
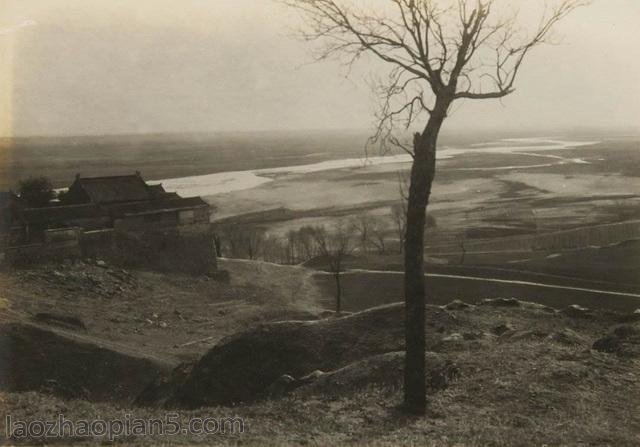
18, 176, 55, 208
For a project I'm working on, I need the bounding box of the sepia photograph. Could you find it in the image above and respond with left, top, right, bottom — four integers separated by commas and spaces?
0, 0, 639, 445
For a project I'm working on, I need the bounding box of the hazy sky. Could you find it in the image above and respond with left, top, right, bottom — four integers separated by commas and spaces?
0, 0, 638, 137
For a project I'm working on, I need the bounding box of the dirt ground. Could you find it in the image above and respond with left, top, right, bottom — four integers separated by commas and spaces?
0, 258, 323, 363
1, 295, 639, 445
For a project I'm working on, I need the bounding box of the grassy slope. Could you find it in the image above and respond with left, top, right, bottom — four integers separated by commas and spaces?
1, 301, 639, 445
311, 240, 640, 314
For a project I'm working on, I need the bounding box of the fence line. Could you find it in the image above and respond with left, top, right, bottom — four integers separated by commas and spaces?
427, 220, 640, 254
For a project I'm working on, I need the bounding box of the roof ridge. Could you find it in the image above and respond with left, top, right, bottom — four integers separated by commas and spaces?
78, 174, 143, 181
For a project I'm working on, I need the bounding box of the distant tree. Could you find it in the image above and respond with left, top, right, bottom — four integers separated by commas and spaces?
391, 202, 407, 254
245, 228, 266, 260
369, 217, 390, 255
314, 222, 355, 314
217, 226, 265, 260
18, 176, 55, 208
298, 225, 322, 260
457, 232, 467, 265
212, 232, 223, 257
351, 214, 372, 253
457, 211, 469, 265
286, 229, 299, 264
218, 225, 241, 258
284, 0, 586, 414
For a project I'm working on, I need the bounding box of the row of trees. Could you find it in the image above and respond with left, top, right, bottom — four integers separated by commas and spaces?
217, 220, 356, 312
216, 209, 437, 314
216, 222, 355, 264
215, 205, 437, 264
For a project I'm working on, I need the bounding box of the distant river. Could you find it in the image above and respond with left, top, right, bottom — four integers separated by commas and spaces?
153, 138, 598, 199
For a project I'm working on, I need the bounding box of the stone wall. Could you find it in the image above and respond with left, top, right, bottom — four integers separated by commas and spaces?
111, 225, 217, 275
4, 228, 82, 267
4, 221, 217, 275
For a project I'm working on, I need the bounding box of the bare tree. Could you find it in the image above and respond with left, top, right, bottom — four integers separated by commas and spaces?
457, 210, 469, 265
351, 214, 372, 253
298, 225, 322, 260
217, 226, 266, 260
286, 229, 299, 264
284, 0, 586, 414
245, 228, 266, 261
369, 217, 390, 254
391, 201, 407, 254
314, 222, 355, 314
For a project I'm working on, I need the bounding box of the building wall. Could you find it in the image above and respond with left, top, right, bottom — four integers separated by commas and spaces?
114, 211, 179, 232
5, 228, 82, 266
3, 204, 216, 275
80, 229, 116, 258
111, 224, 216, 275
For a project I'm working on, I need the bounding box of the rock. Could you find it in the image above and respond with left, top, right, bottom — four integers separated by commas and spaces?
32, 313, 87, 331
95, 260, 107, 268
592, 324, 640, 358
520, 301, 556, 313
143, 303, 453, 409
443, 333, 464, 342
263, 374, 296, 397
544, 362, 590, 382
618, 309, 640, 323
613, 324, 640, 339
557, 305, 594, 319
297, 370, 325, 385
480, 298, 521, 307
443, 300, 473, 311
593, 336, 623, 354
508, 330, 548, 341
546, 328, 588, 346
462, 331, 484, 341
293, 351, 457, 399
0, 323, 168, 403
492, 322, 515, 336
136, 362, 195, 408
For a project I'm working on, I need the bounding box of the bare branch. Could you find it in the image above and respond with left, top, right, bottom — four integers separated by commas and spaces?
283, 0, 589, 142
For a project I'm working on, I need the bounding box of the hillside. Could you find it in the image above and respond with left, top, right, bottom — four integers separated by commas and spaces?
0, 258, 322, 363
1, 260, 639, 445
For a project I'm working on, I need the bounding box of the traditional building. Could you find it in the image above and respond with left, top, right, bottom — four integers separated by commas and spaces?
3, 172, 216, 274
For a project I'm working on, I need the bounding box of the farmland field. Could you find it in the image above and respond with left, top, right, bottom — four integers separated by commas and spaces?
2, 128, 639, 312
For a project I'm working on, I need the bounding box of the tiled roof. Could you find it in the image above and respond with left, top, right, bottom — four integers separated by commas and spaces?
76, 175, 152, 204
105, 196, 209, 218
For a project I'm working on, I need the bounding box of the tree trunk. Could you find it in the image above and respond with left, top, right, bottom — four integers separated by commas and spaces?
403, 100, 448, 415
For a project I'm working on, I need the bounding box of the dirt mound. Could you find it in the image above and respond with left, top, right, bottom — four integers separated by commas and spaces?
292, 351, 458, 399
0, 322, 169, 403
140, 303, 456, 409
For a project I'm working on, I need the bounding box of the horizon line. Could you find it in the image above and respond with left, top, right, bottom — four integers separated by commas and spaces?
3, 124, 640, 141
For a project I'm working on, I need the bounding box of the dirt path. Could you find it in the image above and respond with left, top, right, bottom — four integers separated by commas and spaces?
314, 269, 640, 313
